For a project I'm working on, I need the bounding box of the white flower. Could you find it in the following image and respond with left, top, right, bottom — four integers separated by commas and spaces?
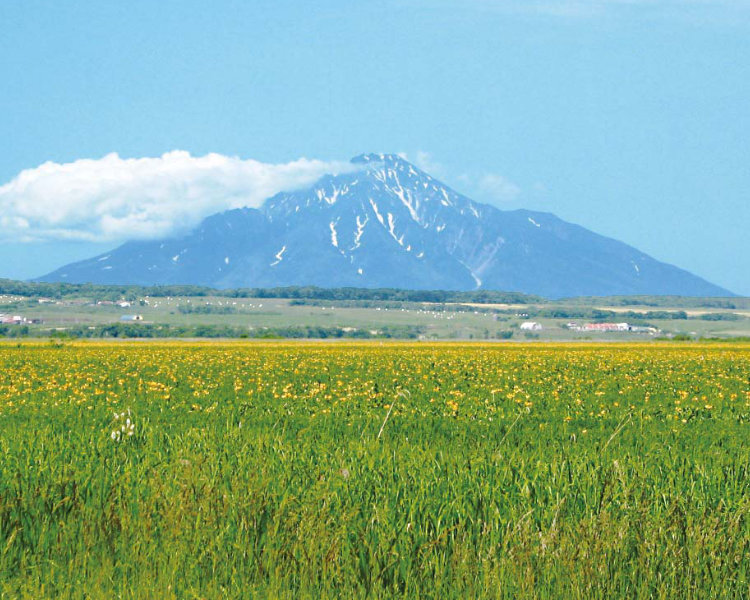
110, 409, 134, 442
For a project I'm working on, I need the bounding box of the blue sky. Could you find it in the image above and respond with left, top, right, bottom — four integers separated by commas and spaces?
0, 0, 748, 294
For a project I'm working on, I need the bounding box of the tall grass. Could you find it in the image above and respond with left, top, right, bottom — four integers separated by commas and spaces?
0, 342, 748, 598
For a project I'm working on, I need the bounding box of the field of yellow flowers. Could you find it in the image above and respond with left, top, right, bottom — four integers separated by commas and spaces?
0, 341, 748, 598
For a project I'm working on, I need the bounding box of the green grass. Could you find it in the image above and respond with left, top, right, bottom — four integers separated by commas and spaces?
4, 292, 749, 340
0, 342, 748, 598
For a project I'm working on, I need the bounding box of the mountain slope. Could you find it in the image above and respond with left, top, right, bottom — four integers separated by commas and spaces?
40, 153, 732, 298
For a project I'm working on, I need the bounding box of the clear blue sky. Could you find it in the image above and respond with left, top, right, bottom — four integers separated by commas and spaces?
1, 0, 748, 294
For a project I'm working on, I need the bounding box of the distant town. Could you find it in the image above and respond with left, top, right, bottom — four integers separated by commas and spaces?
520, 321, 659, 335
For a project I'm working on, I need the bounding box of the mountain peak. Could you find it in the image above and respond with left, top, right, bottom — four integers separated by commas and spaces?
348, 152, 438, 190
39, 153, 733, 298
350, 152, 407, 166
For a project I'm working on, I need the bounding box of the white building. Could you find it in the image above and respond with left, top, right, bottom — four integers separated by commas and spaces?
520, 321, 543, 331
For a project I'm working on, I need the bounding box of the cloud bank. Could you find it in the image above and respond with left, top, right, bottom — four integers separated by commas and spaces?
406, 149, 522, 205
476, 174, 521, 203
0, 151, 354, 243
456, 0, 750, 20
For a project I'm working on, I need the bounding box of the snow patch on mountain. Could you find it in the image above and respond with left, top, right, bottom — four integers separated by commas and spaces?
270, 245, 286, 266
386, 213, 405, 247
457, 258, 482, 289
352, 215, 368, 249
317, 185, 347, 205
330, 221, 339, 248
390, 184, 420, 223
369, 199, 385, 226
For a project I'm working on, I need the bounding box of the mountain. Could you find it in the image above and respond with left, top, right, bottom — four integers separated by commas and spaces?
39, 153, 732, 298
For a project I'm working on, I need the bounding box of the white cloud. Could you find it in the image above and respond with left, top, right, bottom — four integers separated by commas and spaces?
399, 150, 448, 178
406, 149, 522, 204
454, 0, 750, 20
0, 151, 355, 243
476, 173, 522, 202
413, 150, 447, 177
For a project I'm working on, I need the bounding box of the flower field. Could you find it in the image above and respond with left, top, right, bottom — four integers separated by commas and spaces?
0, 342, 748, 598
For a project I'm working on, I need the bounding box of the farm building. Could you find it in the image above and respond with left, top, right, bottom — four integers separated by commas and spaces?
520, 321, 543, 331
583, 322, 630, 332
0, 315, 25, 325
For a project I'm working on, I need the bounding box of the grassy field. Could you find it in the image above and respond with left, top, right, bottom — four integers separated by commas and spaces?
0, 342, 748, 598
4, 293, 750, 340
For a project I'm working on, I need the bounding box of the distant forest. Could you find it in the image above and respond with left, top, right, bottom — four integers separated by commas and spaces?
0, 279, 541, 304
0, 278, 746, 308
0, 323, 426, 340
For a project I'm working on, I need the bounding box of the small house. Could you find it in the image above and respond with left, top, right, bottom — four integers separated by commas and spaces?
119, 315, 143, 322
